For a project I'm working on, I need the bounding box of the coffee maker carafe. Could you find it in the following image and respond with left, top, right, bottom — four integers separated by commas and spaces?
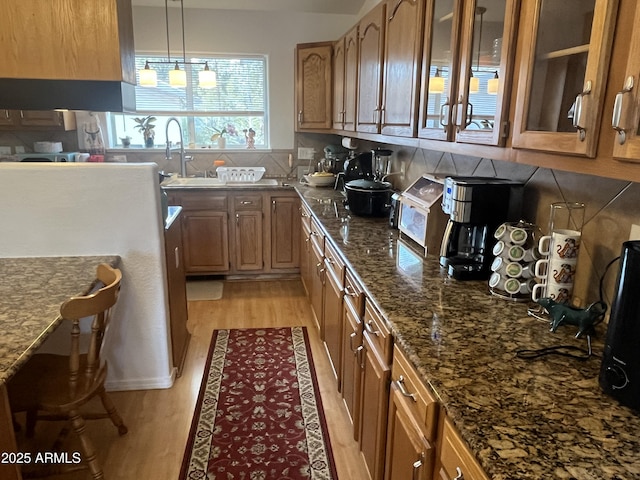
439, 177, 523, 280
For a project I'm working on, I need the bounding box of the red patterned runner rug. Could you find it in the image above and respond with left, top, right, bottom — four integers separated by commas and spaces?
179, 327, 338, 480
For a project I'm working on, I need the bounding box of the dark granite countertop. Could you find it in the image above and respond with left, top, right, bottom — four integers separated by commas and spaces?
296, 185, 640, 480
0, 256, 121, 384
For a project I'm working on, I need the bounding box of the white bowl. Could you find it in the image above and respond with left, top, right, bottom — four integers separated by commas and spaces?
304, 173, 336, 187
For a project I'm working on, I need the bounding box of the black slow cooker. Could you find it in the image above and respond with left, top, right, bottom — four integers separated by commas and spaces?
345, 179, 393, 217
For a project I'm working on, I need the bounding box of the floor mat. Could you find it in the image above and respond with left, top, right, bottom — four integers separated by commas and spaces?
186, 280, 223, 301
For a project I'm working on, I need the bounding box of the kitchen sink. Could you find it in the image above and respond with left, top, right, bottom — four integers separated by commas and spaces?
162, 177, 280, 188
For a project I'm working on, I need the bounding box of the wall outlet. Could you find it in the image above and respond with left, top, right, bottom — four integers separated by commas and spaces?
630, 224, 640, 240
0, 146, 11, 155
298, 147, 316, 160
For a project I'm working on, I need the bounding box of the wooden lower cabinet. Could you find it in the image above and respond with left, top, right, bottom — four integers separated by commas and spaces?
232, 194, 264, 272
300, 218, 312, 295
164, 210, 190, 376
323, 265, 343, 383
182, 211, 230, 273
309, 239, 325, 335
359, 330, 391, 480
385, 346, 438, 480
435, 415, 490, 480
269, 195, 300, 270
167, 189, 300, 276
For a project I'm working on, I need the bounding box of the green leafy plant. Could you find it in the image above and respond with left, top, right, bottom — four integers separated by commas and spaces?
134, 116, 156, 144
210, 126, 228, 142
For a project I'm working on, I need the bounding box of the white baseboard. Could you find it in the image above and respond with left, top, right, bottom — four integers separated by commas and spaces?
105, 371, 175, 392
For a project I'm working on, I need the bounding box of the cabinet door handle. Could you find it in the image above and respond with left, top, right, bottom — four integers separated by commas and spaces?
241, 201, 253, 205
298, 110, 303, 123
235, 213, 239, 225
612, 76, 635, 145
412, 455, 424, 480
364, 320, 380, 336
174, 247, 180, 269
356, 345, 365, 368
396, 375, 417, 402
453, 467, 464, 480
349, 331, 359, 353
572, 80, 592, 142
439, 100, 450, 132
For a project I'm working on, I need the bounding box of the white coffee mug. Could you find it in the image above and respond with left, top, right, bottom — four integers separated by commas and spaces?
535, 258, 577, 284
531, 281, 574, 303
539, 229, 581, 260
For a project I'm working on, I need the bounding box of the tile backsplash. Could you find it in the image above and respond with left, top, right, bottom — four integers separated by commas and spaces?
296, 133, 640, 313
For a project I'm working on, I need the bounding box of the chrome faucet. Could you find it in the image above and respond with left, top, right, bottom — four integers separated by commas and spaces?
165, 117, 192, 178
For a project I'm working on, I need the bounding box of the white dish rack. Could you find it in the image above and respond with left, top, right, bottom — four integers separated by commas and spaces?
216, 167, 266, 183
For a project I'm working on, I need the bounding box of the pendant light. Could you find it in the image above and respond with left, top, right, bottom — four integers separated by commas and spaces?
487, 71, 500, 94
138, 0, 216, 89
429, 67, 445, 94
198, 62, 217, 88
469, 69, 479, 94
139, 61, 158, 87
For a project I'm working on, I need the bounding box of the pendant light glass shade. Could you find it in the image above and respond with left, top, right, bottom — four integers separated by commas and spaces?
198, 62, 217, 88
169, 62, 187, 88
487, 71, 500, 95
469, 74, 479, 94
139, 61, 158, 87
429, 68, 445, 94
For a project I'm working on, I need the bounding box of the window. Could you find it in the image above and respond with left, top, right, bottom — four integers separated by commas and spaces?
110, 54, 268, 149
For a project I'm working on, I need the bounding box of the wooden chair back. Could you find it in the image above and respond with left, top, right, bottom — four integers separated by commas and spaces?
59, 263, 122, 397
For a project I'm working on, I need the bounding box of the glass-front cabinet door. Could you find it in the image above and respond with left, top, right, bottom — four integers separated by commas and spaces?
612, 4, 640, 161
418, 0, 463, 141
512, 0, 619, 157
418, 0, 518, 146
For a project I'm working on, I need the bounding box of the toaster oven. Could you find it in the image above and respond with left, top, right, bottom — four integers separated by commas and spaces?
398, 175, 448, 256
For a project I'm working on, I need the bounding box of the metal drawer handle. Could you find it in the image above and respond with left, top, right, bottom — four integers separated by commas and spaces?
396, 375, 417, 402
364, 320, 380, 336
412, 455, 424, 480
344, 285, 358, 298
241, 200, 254, 205
453, 467, 464, 480
349, 331, 360, 353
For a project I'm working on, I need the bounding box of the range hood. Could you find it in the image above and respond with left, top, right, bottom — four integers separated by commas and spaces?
0, 79, 136, 112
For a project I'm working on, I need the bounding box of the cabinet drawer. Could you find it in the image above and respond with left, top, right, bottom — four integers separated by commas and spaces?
363, 299, 392, 365
176, 193, 228, 211
391, 346, 438, 442
344, 268, 364, 317
300, 201, 312, 229
324, 240, 345, 289
233, 194, 263, 210
439, 416, 489, 480
310, 216, 324, 253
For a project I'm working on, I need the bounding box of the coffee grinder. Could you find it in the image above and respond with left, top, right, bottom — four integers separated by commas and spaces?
439, 176, 523, 280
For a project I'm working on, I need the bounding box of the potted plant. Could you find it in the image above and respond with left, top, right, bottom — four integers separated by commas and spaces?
210, 126, 228, 149
134, 116, 156, 148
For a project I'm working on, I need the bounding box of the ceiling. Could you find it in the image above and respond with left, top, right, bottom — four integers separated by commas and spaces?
131, 0, 367, 15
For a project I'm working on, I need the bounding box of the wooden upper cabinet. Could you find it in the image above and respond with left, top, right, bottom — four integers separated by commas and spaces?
611, 3, 640, 161
295, 42, 333, 131
356, 3, 386, 134
511, 0, 619, 157
380, 0, 426, 137
334, 26, 360, 132
333, 37, 347, 130
0, 0, 135, 83
418, 0, 519, 146
344, 27, 360, 132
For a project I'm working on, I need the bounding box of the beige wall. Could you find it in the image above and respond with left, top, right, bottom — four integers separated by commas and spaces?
131, 6, 356, 149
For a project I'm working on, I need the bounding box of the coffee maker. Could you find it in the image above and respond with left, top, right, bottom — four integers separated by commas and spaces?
599, 241, 640, 411
439, 176, 523, 280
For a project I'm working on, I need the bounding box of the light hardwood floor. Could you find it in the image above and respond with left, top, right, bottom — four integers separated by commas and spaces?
14, 279, 370, 480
